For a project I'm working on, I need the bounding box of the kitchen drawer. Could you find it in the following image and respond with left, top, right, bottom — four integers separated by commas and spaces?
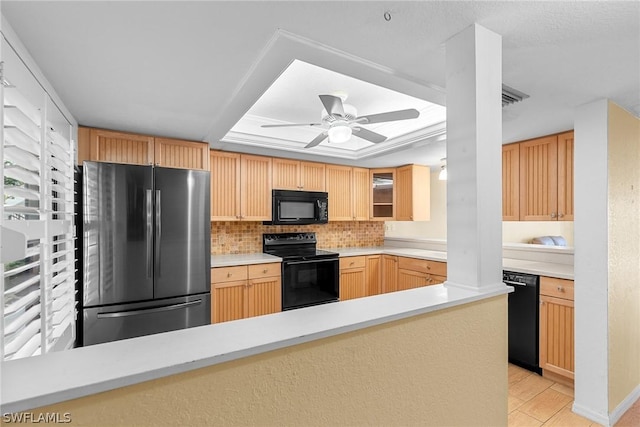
398, 257, 447, 276
540, 276, 574, 300
211, 265, 248, 283
248, 262, 281, 279
340, 256, 366, 270
428, 274, 447, 285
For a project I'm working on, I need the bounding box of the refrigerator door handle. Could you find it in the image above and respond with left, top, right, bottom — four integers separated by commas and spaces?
96, 299, 203, 319
155, 189, 162, 277
146, 189, 153, 278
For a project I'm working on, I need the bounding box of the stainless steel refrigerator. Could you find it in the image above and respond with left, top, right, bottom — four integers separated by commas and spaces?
81, 161, 211, 346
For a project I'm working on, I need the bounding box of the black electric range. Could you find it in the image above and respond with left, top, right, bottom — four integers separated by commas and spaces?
263, 233, 339, 310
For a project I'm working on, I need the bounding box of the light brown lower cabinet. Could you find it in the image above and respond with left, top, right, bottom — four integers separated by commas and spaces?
381, 255, 398, 293
211, 263, 281, 324
365, 255, 382, 296
339, 256, 367, 301
397, 257, 447, 290
340, 255, 383, 301
539, 276, 574, 382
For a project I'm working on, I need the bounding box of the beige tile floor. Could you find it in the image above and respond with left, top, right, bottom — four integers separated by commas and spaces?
508, 364, 640, 426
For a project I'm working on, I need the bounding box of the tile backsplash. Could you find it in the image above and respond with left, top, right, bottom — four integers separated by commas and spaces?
211, 221, 384, 254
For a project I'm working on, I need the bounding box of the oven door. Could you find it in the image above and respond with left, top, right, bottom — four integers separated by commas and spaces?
282, 258, 339, 310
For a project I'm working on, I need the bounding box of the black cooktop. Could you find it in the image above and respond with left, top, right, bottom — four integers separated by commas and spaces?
262, 233, 338, 261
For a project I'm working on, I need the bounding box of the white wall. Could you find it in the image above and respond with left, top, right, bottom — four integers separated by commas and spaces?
385, 172, 575, 246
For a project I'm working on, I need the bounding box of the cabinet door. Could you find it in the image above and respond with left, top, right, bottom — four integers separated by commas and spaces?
540, 294, 574, 379
519, 136, 558, 220
365, 255, 381, 296
154, 137, 210, 170
557, 131, 574, 221
502, 143, 520, 221
272, 158, 300, 190
371, 169, 396, 220
240, 154, 272, 221
326, 165, 353, 221
212, 280, 247, 323
397, 269, 428, 291
89, 128, 154, 165
210, 151, 241, 220
339, 268, 366, 300
396, 164, 430, 221
247, 276, 281, 318
381, 255, 398, 293
352, 167, 370, 221
300, 161, 326, 192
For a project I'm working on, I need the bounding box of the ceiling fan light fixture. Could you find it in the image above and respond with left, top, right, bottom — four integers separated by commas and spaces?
328, 123, 352, 143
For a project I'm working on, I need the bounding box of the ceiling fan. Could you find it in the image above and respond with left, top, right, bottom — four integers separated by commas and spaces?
260, 94, 420, 148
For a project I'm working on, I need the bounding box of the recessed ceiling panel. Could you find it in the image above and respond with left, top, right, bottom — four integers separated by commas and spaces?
226, 60, 446, 156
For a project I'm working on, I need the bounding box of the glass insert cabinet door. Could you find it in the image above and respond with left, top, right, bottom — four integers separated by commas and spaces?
371, 169, 395, 220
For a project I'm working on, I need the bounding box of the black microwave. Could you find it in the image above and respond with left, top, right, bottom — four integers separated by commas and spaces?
265, 190, 329, 225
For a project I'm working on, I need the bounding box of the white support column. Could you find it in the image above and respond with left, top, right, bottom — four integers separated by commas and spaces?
572, 99, 610, 425
444, 24, 505, 291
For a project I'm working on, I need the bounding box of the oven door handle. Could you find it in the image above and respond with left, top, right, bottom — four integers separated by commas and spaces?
503, 280, 528, 286
285, 258, 338, 266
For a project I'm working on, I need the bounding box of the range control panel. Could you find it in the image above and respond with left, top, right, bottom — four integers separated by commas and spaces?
263, 232, 317, 246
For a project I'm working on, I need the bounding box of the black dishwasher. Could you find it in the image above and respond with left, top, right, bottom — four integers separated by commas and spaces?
504, 271, 542, 374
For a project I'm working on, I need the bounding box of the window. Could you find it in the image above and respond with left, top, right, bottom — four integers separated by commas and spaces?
1, 36, 76, 360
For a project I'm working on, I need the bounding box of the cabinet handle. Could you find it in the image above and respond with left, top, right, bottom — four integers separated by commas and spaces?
227, 273, 232, 278
551, 212, 557, 218
263, 269, 268, 274
557, 286, 565, 292
350, 262, 354, 266
426, 265, 431, 270
558, 212, 564, 218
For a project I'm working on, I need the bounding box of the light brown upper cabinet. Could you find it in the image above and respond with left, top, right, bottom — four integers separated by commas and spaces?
209, 150, 272, 221
370, 168, 396, 220
352, 167, 371, 220
395, 164, 430, 221
519, 131, 574, 221
325, 165, 370, 221
502, 143, 520, 221
272, 158, 325, 192
556, 131, 574, 221
78, 127, 209, 170
154, 137, 210, 170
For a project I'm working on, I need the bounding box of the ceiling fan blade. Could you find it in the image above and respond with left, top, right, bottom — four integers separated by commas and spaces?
355, 108, 420, 124
352, 127, 387, 144
319, 94, 345, 117
261, 123, 323, 128
305, 132, 328, 148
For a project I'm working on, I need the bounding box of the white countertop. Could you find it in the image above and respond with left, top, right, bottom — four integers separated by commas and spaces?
502, 259, 574, 280
209, 248, 573, 279
323, 246, 573, 279
1, 284, 510, 414
211, 253, 281, 268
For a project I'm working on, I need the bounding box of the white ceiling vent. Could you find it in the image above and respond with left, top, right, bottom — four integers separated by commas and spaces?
502, 84, 529, 107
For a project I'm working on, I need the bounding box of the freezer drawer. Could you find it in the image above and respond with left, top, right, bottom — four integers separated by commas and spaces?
83, 293, 210, 346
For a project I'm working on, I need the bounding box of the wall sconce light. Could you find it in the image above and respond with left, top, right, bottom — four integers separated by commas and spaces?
438, 158, 447, 180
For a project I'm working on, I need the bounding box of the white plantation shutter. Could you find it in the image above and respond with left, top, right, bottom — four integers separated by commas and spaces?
1, 35, 76, 360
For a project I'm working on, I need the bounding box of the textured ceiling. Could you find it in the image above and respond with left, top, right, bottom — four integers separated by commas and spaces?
2, 1, 638, 169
